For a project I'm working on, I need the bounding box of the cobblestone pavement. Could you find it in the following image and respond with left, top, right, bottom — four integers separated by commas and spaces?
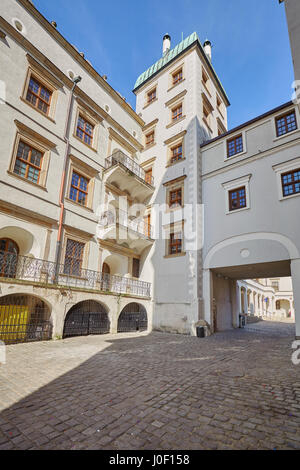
0, 321, 299, 450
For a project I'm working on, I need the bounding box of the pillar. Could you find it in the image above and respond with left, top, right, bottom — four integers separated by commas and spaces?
244, 288, 248, 315
291, 259, 300, 338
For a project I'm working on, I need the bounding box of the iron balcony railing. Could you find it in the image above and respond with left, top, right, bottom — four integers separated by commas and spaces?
99, 209, 153, 239
105, 150, 154, 186
0, 252, 151, 298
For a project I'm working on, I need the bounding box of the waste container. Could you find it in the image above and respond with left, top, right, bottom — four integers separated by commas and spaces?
196, 326, 205, 338
239, 314, 246, 328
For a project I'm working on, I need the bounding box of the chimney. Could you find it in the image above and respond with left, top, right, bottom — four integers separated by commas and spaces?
203, 40, 212, 61
163, 34, 171, 55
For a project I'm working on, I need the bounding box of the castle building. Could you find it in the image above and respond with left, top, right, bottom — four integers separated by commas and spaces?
0, 0, 299, 343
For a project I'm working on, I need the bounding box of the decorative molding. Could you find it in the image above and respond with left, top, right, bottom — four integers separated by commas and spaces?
164, 130, 187, 145
143, 119, 159, 132
99, 239, 140, 258
163, 175, 187, 187
108, 127, 136, 155
0, 201, 57, 228
0, 16, 144, 151
14, 120, 56, 148
69, 154, 99, 177
140, 157, 156, 168
26, 54, 64, 89
4, 6, 144, 126
165, 89, 187, 108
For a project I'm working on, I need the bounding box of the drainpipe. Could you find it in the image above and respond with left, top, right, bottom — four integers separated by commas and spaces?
54, 76, 82, 281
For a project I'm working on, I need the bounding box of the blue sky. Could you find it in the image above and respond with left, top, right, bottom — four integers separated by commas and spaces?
34, 0, 293, 129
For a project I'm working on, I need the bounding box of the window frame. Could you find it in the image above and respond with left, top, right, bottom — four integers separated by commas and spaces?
163, 220, 186, 258
8, 120, 55, 189
21, 57, 60, 122
222, 174, 251, 214
171, 103, 183, 122
228, 186, 247, 212
281, 168, 300, 198
273, 157, 300, 201
61, 230, 91, 275
227, 134, 244, 158
275, 110, 298, 138
66, 154, 97, 211
168, 63, 185, 91
73, 104, 100, 152
147, 87, 157, 105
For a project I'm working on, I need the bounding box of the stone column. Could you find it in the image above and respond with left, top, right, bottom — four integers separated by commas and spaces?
244, 288, 249, 315
291, 259, 300, 338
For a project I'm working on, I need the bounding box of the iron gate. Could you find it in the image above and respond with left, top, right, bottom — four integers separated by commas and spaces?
117, 303, 148, 332
0, 294, 52, 345
63, 300, 110, 338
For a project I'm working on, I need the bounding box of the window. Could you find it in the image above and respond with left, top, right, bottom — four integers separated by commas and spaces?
69, 171, 89, 206
22, 56, 59, 120
13, 140, 43, 184
76, 114, 94, 146
227, 134, 243, 158
145, 168, 153, 185
202, 68, 210, 94
172, 104, 183, 121
229, 186, 246, 211
281, 168, 300, 197
9, 120, 55, 188
147, 88, 156, 104
132, 258, 140, 278
169, 188, 182, 209
172, 68, 183, 86
275, 110, 297, 137
64, 239, 85, 276
26, 76, 52, 115
217, 95, 223, 116
144, 214, 151, 237
170, 144, 182, 164
169, 232, 182, 255
145, 131, 155, 147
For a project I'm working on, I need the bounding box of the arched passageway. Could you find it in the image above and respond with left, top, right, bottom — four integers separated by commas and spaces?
117, 303, 147, 333
63, 300, 110, 338
0, 238, 19, 278
0, 294, 52, 344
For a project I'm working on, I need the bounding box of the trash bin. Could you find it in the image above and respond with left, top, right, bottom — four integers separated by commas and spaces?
239, 314, 246, 328
196, 326, 205, 338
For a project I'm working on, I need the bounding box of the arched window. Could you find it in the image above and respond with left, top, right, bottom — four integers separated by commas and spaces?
0, 238, 19, 278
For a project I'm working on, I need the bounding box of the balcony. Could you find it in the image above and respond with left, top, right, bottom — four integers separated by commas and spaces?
98, 209, 154, 253
0, 253, 151, 298
104, 150, 154, 202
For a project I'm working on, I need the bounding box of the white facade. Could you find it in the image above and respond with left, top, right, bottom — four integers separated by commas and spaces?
134, 33, 229, 334
0, 0, 299, 344
0, 0, 153, 341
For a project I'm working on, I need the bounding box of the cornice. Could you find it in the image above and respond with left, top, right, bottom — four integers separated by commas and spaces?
15, 1, 144, 126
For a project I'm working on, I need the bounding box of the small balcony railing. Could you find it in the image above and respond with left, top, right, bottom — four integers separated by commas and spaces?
105, 150, 154, 186
0, 252, 151, 298
99, 209, 154, 239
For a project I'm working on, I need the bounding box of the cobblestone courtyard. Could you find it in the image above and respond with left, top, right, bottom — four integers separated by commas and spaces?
0, 321, 299, 450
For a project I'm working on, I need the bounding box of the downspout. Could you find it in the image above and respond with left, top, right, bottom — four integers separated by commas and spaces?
54, 76, 82, 281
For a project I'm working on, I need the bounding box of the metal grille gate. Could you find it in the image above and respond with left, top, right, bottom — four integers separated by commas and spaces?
0, 294, 52, 345
63, 300, 110, 338
117, 303, 148, 333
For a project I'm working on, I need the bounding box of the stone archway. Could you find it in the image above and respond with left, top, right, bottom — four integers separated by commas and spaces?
117, 302, 148, 333
0, 293, 52, 344
63, 300, 110, 338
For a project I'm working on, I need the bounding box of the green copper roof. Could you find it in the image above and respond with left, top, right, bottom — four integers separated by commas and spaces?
133, 32, 230, 105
